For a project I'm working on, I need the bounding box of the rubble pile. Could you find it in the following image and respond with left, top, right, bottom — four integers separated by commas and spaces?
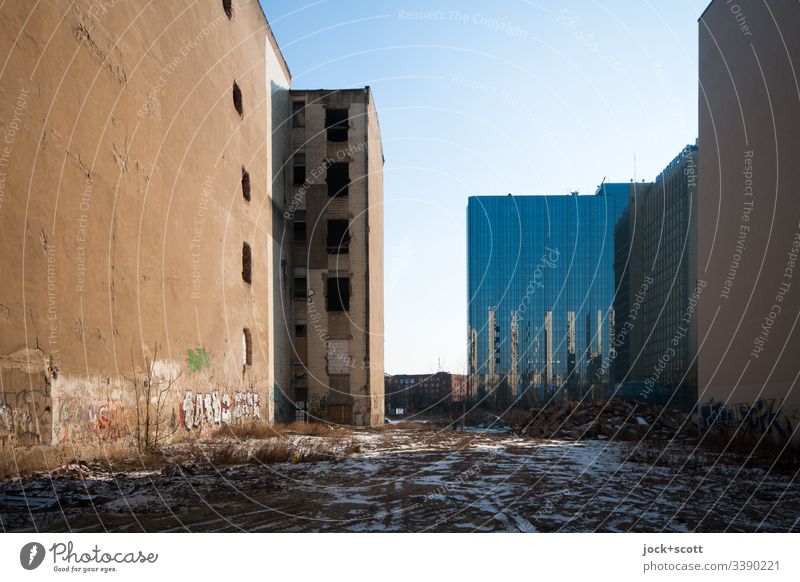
518, 399, 693, 441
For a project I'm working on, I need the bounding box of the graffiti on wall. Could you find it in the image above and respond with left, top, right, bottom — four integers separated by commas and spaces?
179, 390, 261, 430
54, 398, 126, 442
0, 372, 51, 448
187, 348, 210, 373
700, 398, 795, 443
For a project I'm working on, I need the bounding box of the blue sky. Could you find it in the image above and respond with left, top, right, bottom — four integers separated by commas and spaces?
261, 0, 705, 375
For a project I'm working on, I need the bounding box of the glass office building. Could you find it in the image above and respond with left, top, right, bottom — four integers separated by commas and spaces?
467, 188, 628, 401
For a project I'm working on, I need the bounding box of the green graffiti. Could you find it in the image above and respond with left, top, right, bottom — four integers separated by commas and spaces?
187, 348, 210, 373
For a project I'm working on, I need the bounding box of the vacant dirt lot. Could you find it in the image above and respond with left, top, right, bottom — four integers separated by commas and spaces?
1, 426, 798, 532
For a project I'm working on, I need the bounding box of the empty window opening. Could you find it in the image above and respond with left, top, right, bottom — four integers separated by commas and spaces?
293, 210, 307, 243
293, 152, 306, 185
326, 277, 350, 312
325, 108, 349, 142
292, 100, 305, 128
242, 328, 252, 366
295, 324, 307, 338
242, 241, 252, 284
327, 219, 350, 254
222, 0, 233, 19
326, 163, 349, 197
293, 277, 307, 300
232, 81, 243, 117
241, 167, 251, 201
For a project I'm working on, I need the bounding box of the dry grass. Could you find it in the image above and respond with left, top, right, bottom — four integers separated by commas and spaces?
281, 421, 352, 437
374, 421, 429, 431
210, 420, 352, 440
1, 446, 66, 480
0, 443, 166, 481
2, 421, 364, 480
249, 442, 292, 464
210, 420, 281, 440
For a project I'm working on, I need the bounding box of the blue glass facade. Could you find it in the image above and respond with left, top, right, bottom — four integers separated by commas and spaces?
467, 189, 628, 399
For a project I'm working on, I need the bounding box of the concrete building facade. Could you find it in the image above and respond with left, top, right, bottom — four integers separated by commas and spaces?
287, 89, 385, 427
0, 0, 384, 451
697, 0, 800, 443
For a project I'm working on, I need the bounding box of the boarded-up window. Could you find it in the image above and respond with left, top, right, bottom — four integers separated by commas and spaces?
327, 339, 351, 374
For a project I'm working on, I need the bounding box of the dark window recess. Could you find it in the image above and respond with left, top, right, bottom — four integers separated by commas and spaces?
293, 152, 306, 185
222, 0, 233, 19
327, 219, 350, 254
241, 167, 251, 201
295, 324, 307, 338
232, 81, 243, 117
243, 328, 252, 366
242, 242, 252, 284
292, 100, 305, 128
293, 277, 307, 300
326, 163, 349, 197
326, 277, 350, 312
325, 108, 349, 142
293, 210, 307, 243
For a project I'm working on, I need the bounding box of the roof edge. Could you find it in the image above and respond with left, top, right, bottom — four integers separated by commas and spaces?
254, 1, 291, 82
698, 0, 715, 22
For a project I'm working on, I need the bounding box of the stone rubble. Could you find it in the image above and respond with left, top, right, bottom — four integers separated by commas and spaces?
518, 399, 694, 441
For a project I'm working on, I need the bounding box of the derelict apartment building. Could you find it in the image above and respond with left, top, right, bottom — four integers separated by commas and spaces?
287, 89, 385, 427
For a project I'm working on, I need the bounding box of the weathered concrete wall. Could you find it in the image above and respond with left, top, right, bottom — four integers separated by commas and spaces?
698, 0, 800, 444
0, 0, 289, 447
366, 89, 385, 426
266, 39, 292, 419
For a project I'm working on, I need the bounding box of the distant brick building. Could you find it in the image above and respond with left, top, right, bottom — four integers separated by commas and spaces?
385, 372, 465, 415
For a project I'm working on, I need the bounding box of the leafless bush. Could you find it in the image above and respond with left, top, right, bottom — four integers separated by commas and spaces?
124, 344, 182, 452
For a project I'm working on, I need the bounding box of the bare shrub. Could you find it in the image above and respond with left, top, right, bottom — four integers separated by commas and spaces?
124, 344, 182, 452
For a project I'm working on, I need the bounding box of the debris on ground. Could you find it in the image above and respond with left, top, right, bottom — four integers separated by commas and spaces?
517, 399, 694, 441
